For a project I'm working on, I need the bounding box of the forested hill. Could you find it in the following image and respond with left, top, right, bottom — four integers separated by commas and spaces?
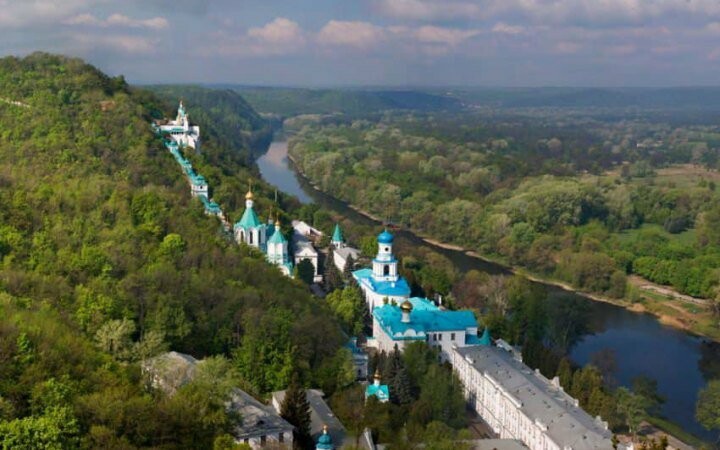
0, 53, 344, 448
228, 86, 462, 116
148, 85, 274, 157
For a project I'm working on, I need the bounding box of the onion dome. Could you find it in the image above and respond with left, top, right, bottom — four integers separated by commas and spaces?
316, 425, 333, 450
245, 189, 254, 200
400, 300, 413, 312
377, 229, 394, 244
374, 368, 382, 380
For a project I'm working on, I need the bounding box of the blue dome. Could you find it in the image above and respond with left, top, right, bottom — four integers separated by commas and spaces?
317, 430, 333, 449
377, 230, 394, 244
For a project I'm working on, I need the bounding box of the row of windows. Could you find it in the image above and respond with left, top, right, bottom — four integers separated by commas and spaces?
242, 432, 285, 445
428, 332, 457, 342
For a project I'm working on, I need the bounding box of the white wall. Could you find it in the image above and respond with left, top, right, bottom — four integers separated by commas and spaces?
451, 350, 562, 450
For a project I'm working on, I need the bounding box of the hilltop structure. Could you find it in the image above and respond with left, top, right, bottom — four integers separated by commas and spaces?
156, 101, 200, 149
452, 343, 614, 450
153, 104, 224, 220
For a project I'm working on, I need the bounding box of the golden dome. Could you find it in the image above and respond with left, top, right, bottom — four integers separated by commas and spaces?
245, 189, 254, 200
400, 300, 413, 312
374, 368, 382, 379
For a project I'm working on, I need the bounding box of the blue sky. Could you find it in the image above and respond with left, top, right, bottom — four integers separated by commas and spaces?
2, 0, 720, 86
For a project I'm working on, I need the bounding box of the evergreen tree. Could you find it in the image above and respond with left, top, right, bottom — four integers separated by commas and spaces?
390, 364, 413, 405
384, 345, 403, 383
296, 259, 315, 285
324, 247, 343, 293
280, 374, 312, 447
344, 255, 356, 279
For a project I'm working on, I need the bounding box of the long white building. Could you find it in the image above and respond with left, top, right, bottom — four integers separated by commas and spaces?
452, 345, 613, 450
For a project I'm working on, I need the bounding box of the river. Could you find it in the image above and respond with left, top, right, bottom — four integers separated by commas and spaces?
257, 139, 718, 443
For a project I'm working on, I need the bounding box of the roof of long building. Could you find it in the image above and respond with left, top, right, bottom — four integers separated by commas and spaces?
454, 346, 613, 450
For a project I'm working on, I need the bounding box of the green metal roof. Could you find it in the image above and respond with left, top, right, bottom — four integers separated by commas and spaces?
268, 227, 287, 244
235, 206, 263, 230
331, 223, 344, 243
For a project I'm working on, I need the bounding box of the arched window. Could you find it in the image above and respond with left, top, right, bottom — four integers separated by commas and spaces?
249, 231, 254, 245
383, 265, 390, 276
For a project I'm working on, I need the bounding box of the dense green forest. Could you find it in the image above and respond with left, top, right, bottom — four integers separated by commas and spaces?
0, 53, 348, 448
288, 109, 720, 338
230, 86, 461, 117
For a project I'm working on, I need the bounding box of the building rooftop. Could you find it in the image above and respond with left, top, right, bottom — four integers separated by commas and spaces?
230, 388, 294, 441
465, 439, 528, 450
331, 223, 344, 243
235, 205, 264, 230
335, 246, 360, 261
365, 383, 389, 402
272, 389, 352, 448
352, 268, 411, 297
268, 227, 287, 244
373, 297, 478, 342
455, 346, 613, 450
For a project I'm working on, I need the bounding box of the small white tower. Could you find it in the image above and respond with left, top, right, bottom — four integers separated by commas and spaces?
372, 229, 398, 282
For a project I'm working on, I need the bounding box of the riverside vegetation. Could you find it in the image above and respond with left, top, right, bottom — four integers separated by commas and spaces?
287, 109, 720, 340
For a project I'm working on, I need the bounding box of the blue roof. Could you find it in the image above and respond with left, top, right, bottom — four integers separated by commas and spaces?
377, 229, 394, 244
365, 384, 389, 402
352, 268, 411, 297
344, 338, 364, 355
316, 431, 333, 449
372, 298, 477, 341
200, 196, 222, 214
235, 206, 264, 230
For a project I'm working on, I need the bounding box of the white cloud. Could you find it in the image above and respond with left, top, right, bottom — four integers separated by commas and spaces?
71, 33, 157, 54
64, 13, 168, 29
412, 25, 480, 45
317, 20, 386, 49
372, 0, 482, 20
492, 23, 526, 35
0, 0, 96, 27
213, 17, 306, 56
372, 0, 720, 26
248, 17, 305, 46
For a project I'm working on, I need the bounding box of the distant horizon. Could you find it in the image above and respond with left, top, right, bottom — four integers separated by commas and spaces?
139, 82, 720, 90
3, 0, 720, 86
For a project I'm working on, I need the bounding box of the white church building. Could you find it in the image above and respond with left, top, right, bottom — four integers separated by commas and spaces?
352, 230, 411, 310
157, 101, 200, 149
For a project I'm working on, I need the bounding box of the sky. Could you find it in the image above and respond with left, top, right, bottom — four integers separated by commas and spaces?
2, 0, 720, 87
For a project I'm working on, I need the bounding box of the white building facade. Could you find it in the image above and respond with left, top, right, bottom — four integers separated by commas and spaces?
452, 345, 613, 450
157, 101, 200, 149
371, 298, 482, 362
